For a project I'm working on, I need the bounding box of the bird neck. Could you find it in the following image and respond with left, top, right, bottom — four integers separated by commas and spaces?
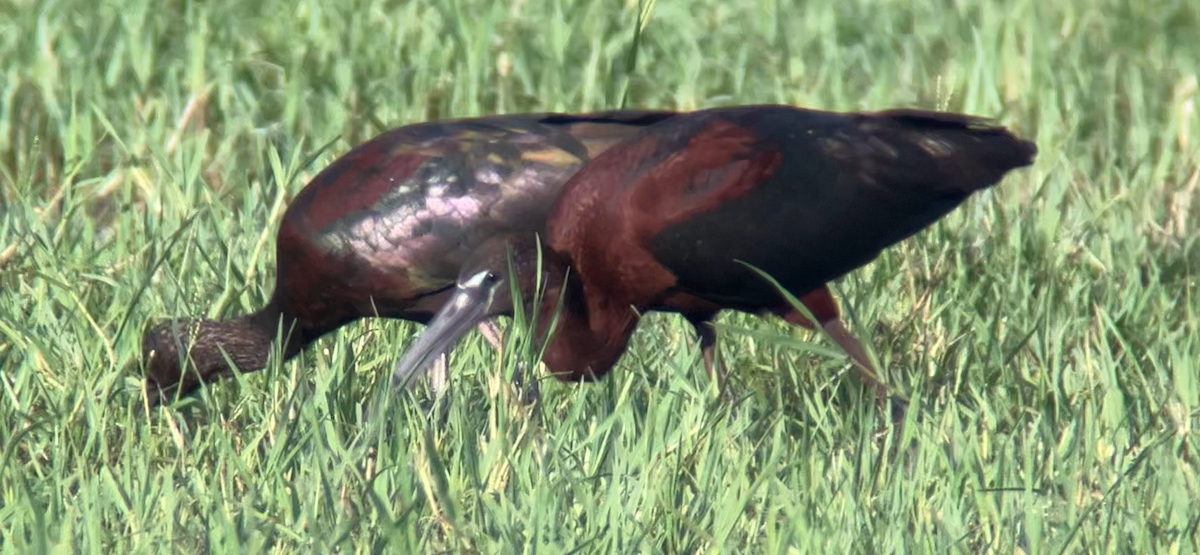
188, 301, 310, 381
538, 293, 639, 383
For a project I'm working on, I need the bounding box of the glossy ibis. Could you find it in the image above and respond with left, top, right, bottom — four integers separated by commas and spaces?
141, 110, 678, 404
393, 105, 1037, 408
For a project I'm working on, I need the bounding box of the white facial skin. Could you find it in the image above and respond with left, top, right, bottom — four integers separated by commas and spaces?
460, 269, 494, 288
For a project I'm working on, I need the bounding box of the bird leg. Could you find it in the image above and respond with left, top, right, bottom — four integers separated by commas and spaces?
430, 353, 452, 397
424, 319, 540, 406
685, 313, 734, 401
477, 320, 505, 351
819, 317, 888, 402
427, 352, 454, 421
426, 320, 508, 400
790, 287, 891, 409
480, 319, 543, 405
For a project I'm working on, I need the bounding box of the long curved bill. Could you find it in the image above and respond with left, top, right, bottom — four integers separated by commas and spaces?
392, 285, 491, 389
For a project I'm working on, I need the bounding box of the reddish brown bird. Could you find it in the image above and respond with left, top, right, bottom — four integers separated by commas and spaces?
392, 105, 1037, 406
141, 110, 679, 403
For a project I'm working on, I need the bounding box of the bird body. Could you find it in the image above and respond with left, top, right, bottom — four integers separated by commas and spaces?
394, 104, 1038, 405
142, 110, 678, 401
549, 106, 1035, 318
547, 105, 1038, 396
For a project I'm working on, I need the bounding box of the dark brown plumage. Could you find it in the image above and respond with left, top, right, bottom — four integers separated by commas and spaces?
142, 110, 679, 403
393, 105, 1037, 407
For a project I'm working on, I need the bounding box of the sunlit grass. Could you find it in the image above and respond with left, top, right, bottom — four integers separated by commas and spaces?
2, 0, 1199, 552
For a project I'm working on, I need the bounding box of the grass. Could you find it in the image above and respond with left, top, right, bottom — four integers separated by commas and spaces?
2, 0, 1199, 552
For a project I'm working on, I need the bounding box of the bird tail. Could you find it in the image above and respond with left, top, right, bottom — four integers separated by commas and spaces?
538, 110, 680, 127
867, 109, 1038, 194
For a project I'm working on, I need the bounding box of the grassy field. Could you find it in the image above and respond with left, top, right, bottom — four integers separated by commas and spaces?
3, 0, 1199, 552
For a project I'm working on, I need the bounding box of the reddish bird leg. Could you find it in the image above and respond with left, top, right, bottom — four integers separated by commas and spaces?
786, 287, 888, 404
428, 320, 507, 398
474, 320, 540, 404
683, 287, 885, 405
422, 309, 540, 405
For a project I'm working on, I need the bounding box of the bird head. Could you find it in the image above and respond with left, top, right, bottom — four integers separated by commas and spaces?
391, 233, 570, 389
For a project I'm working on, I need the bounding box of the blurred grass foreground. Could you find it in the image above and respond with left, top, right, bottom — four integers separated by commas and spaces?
2, 0, 1199, 552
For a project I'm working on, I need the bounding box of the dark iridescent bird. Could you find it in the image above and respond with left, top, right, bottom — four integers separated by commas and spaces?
392, 105, 1037, 407
141, 110, 680, 403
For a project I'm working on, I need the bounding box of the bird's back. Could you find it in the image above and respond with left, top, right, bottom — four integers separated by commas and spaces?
653, 106, 1037, 307
546, 105, 1036, 310
272, 110, 678, 327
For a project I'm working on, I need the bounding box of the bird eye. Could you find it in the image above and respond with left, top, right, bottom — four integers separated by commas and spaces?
462, 269, 501, 289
